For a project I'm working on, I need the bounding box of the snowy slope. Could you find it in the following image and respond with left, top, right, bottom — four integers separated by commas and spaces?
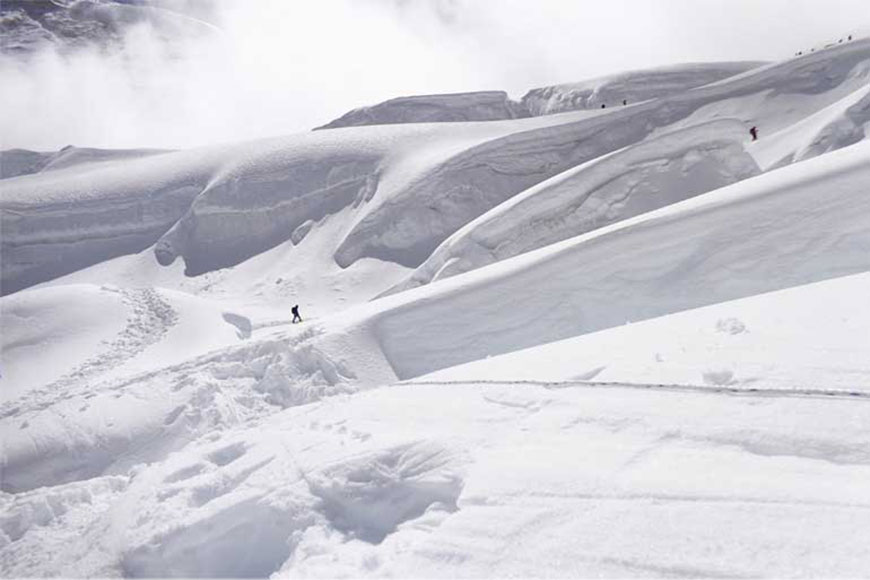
4, 37, 870, 580
0, 284, 128, 401
4, 365, 870, 577
0, 146, 169, 179
317, 62, 762, 129
2, 145, 224, 293
422, 271, 870, 391
4, 39, 870, 297
0, 281, 248, 402
0, 122, 506, 293
3, 111, 604, 295
334, 39, 870, 270
387, 119, 760, 293
520, 61, 764, 114
349, 139, 870, 379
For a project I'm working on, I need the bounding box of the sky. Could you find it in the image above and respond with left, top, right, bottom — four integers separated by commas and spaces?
1, 0, 868, 150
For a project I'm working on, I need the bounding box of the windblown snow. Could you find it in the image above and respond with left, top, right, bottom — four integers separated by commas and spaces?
3, 37, 870, 578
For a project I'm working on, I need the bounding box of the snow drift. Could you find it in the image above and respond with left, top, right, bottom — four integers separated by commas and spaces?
387, 119, 760, 293
422, 270, 870, 391
362, 140, 870, 379
3, 40, 870, 297
0, 123, 499, 293
334, 40, 870, 269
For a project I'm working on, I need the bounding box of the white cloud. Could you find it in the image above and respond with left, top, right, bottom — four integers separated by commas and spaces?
1, 0, 867, 150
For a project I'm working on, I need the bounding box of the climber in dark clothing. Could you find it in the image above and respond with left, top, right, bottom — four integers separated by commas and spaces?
292, 304, 302, 324
750, 126, 758, 141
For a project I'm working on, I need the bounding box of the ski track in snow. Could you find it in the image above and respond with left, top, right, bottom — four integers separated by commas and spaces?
402, 379, 870, 402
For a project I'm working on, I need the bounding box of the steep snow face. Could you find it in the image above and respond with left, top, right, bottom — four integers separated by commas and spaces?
4, 40, 870, 297
152, 139, 384, 277
521, 61, 764, 115
334, 40, 870, 270
794, 82, 870, 162
666, 59, 870, 171
149, 121, 537, 277
31, 207, 412, 324
0, 147, 216, 295
422, 271, 870, 391
316, 91, 528, 130
358, 140, 870, 379
388, 120, 760, 294
0, 123, 504, 294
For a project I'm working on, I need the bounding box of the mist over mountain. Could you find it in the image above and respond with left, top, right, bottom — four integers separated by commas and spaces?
2, 0, 867, 149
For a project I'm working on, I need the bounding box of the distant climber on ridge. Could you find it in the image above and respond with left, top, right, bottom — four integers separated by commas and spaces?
292, 304, 302, 324
750, 126, 758, 141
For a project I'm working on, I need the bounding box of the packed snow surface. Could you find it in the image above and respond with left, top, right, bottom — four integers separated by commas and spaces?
423, 271, 870, 391
3, 38, 870, 578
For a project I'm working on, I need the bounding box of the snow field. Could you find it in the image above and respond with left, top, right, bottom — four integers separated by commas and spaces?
0, 284, 128, 401
421, 270, 870, 391
3, 36, 870, 579
6, 379, 870, 577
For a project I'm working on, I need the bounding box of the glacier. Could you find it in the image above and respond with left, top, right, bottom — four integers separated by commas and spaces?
3, 33, 870, 579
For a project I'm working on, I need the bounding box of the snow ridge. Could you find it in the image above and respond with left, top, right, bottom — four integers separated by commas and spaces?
520, 61, 765, 115
386, 119, 760, 293
317, 91, 528, 129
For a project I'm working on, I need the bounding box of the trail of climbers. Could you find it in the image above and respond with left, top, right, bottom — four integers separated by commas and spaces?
49, 287, 178, 386
251, 316, 317, 332
1, 288, 178, 418
401, 379, 870, 401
